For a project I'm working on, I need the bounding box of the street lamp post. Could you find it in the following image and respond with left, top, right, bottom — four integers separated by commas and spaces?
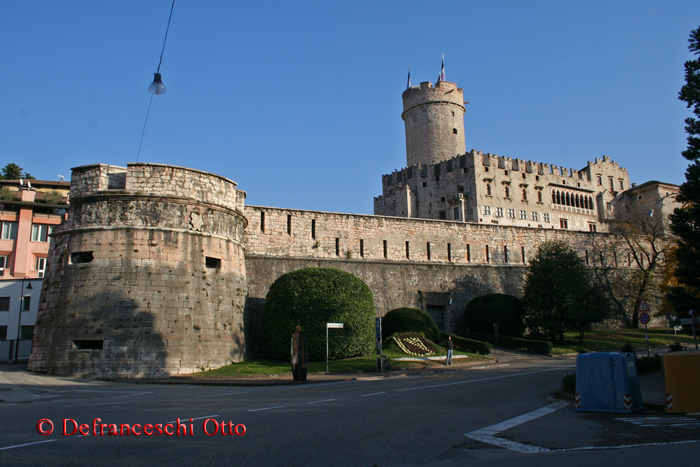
14, 278, 32, 363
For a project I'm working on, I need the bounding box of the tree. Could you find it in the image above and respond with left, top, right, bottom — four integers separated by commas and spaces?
590, 203, 672, 327
0, 163, 35, 180
669, 26, 700, 313
522, 240, 605, 342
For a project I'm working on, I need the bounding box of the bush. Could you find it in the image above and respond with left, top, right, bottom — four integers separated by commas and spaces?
262, 268, 375, 361
441, 332, 491, 355
381, 308, 441, 343
466, 332, 552, 354
464, 294, 525, 337
636, 354, 663, 374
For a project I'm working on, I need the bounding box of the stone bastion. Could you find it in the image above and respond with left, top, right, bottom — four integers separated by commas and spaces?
27, 163, 248, 378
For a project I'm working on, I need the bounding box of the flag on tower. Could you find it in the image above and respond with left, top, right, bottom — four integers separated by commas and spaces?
407, 66, 411, 89
437, 54, 445, 82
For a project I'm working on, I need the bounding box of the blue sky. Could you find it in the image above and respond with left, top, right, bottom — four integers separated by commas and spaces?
2, 1, 699, 214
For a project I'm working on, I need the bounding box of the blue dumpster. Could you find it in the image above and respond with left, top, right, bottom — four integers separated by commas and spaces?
575, 352, 642, 413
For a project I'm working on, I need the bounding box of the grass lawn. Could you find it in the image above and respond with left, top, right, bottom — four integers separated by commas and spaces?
549, 327, 697, 354
196, 338, 485, 377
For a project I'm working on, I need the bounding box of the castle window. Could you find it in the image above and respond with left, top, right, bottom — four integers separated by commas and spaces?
522, 189, 527, 201
70, 251, 94, 264
336, 238, 340, 257
422, 182, 427, 187
638, 195, 643, 201
260, 211, 265, 233
536, 176, 540, 181
205, 257, 221, 269
427, 242, 431, 261
287, 215, 292, 235
405, 241, 410, 259
531, 211, 538, 221
537, 191, 542, 203
439, 210, 446, 219
466, 244, 470, 262
486, 182, 492, 196
383, 240, 388, 259
508, 208, 515, 218
585, 251, 589, 265
504, 186, 510, 198
560, 219, 568, 229
435, 176, 440, 181
441, 197, 446, 202
453, 206, 460, 220
73, 340, 104, 350
495, 207, 503, 217
519, 210, 526, 219
504, 246, 509, 263
360, 239, 364, 258
522, 246, 526, 263
589, 224, 597, 232
484, 167, 489, 172
607, 202, 612, 210
453, 128, 458, 134
311, 219, 316, 239
483, 206, 491, 216
562, 180, 566, 185
485, 246, 490, 263
522, 173, 526, 179
597, 175, 602, 185
504, 170, 509, 176
462, 168, 467, 174
543, 213, 550, 223
609, 178, 614, 190
447, 243, 451, 262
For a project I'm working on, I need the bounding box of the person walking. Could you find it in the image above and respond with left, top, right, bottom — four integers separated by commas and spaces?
445, 336, 454, 366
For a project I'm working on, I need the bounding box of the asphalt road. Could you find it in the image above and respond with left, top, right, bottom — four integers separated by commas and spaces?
1, 358, 699, 467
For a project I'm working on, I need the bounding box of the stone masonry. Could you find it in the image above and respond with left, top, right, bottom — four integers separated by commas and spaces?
28, 163, 248, 377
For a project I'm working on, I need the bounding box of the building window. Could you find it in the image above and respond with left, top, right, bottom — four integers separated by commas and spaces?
439, 211, 447, 219
597, 175, 602, 185
486, 182, 491, 196
519, 210, 526, 219
507, 208, 515, 218
31, 224, 53, 242
0, 297, 9, 311
1, 222, 18, 240
589, 224, 597, 232
619, 180, 624, 190
21, 295, 30, 311
504, 186, 510, 198
483, 206, 491, 216
495, 207, 504, 217
35, 257, 46, 277
537, 191, 542, 203
453, 206, 460, 220
522, 189, 527, 201
543, 213, 550, 223
20, 325, 34, 340
606, 202, 612, 211
0, 255, 7, 271
560, 219, 569, 229
0, 326, 6, 340
531, 211, 538, 221
609, 178, 614, 190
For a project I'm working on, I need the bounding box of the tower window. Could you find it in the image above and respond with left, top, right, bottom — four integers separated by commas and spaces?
453, 128, 458, 134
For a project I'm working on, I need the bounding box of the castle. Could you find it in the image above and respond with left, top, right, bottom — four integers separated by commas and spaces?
27, 79, 675, 377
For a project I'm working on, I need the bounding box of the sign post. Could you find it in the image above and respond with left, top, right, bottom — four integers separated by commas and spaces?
375, 317, 383, 372
638, 299, 651, 358
326, 323, 344, 373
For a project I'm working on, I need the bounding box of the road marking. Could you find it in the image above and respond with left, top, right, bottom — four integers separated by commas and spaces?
397, 368, 566, 392
465, 401, 569, 453
64, 401, 134, 408
197, 391, 250, 398
361, 392, 386, 397
306, 399, 335, 404
248, 405, 285, 412
0, 440, 57, 451
285, 381, 352, 390
615, 416, 700, 428
165, 415, 220, 424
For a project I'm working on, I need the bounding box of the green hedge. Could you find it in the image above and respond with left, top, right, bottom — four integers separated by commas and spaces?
466, 332, 552, 354
381, 308, 442, 343
440, 332, 492, 355
262, 268, 375, 361
464, 294, 526, 337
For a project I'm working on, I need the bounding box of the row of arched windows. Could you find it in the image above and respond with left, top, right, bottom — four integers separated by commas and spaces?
552, 190, 594, 210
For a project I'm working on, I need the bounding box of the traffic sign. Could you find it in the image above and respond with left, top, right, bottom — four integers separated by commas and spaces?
327, 323, 344, 329
639, 312, 650, 325
637, 299, 650, 313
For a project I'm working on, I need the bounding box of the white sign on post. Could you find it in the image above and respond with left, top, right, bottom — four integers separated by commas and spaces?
326, 323, 344, 372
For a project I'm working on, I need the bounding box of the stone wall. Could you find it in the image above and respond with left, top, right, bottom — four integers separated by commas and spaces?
28, 163, 248, 378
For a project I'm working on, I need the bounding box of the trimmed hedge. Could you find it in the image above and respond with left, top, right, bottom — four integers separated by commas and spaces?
381, 308, 442, 343
466, 332, 553, 354
440, 332, 492, 355
464, 294, 525, 337
262, 268, 375, 361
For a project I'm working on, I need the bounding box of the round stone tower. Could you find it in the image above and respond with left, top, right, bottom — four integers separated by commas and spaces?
402, 80, 466, 167
28, 163, 248, 378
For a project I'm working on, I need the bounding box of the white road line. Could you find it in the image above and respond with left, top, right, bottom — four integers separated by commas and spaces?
465, 401, 569, 453
556, 439, 700, 452
248, 406, 285, 412
361, 392, 386, 397
64, 401, 133, 408
306, 399, 335, 404
0, 439, 57, 451
197, 391, 250, 398
397, 368, 566, 392
165, 415, 220, 424
285, 381, 352, 390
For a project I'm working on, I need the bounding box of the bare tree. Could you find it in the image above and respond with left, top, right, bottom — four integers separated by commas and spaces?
588, 204, 672, 328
